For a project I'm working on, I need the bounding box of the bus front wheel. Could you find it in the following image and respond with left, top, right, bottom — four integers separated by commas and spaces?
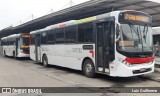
83, 59, 95, 78
42, 55, 48, 67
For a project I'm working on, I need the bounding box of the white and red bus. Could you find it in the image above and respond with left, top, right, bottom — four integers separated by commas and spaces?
30, 10, 154, 77
1, 33, 30, 58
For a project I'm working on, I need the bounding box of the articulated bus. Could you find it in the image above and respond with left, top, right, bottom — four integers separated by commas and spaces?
30, 10, 154, 77
1, 33, 30, 58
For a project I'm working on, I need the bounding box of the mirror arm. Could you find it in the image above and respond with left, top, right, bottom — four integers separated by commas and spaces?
115, 20, 120, 26
116, 35, 120, 42
115, 20, 121, 42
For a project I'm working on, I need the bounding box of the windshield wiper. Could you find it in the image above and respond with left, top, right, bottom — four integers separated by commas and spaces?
143, 25, 149, 43
126, 21, 144, 51
138, 25, 144, 51
127, 22, 141, 43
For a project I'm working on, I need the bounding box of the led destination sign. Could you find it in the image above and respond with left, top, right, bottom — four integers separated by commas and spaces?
22, 35, 30, 38
124, 14, 149, 23
119, 11, 152, 24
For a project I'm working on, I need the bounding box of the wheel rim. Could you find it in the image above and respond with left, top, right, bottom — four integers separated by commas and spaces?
85, 63, 93, 75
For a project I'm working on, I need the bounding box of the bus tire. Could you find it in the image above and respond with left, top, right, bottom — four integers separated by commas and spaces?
82, 59, 95, 78
13, 51, 16, 59
42, 55, 49, 67
4, 50, 6, 57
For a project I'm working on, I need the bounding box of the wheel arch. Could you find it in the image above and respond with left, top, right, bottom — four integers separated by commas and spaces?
81, 57, 95, 70
42, 53, 47, 62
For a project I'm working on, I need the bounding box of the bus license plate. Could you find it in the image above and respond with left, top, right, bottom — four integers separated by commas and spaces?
140, 68, 146, 72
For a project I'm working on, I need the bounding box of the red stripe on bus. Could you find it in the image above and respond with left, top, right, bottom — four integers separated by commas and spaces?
125, 56, 154, 64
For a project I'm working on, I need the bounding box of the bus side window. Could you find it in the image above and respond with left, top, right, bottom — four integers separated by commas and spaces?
78, 22, 93, 43
56, 28, 64, 44
47, 30, 55, 44
41, 32, 47, 45
84, 22, 93, 43
31, 34, 35, 45
78, 24, 85, 43
65, 25, 77, 43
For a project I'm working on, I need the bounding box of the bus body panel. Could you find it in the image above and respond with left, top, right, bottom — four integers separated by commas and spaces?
3, 45, 15, 56
30, 44, 95, 70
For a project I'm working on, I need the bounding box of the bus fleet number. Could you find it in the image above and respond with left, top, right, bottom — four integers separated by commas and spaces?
72, 48, 82, 53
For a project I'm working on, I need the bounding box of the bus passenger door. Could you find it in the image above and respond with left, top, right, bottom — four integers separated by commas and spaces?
96, 18, 115, 74
35, 34, 41, 62
15, 38, 18, 56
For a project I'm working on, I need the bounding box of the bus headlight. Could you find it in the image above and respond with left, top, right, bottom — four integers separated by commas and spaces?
123, 60, 131, 67
20, 50, 23, 53
118, 58, 131, 67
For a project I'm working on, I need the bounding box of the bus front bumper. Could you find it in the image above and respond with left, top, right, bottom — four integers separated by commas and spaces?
17, 53, 30, 57
109, 61, 155, 77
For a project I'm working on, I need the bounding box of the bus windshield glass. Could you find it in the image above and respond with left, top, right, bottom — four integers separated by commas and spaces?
118, 11, 153, 53
23, 37, 29, 46
21, 35, 30, 46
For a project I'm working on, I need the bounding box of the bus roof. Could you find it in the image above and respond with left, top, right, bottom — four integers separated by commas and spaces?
30, 10, 118, 34
30, 10, 150, 34
1, 33, 29, 40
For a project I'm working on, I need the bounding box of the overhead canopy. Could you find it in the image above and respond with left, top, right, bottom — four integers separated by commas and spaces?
1, 0, 160, 38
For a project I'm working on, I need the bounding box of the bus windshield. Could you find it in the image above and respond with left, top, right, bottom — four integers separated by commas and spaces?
22, 37, 29, 46
20, 35, 30, 47
117, 11, 153, 53
118, 23, 153, 52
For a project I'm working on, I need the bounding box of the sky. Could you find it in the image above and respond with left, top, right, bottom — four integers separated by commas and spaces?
0, 0, 90, 30
0, 0, 160, 30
